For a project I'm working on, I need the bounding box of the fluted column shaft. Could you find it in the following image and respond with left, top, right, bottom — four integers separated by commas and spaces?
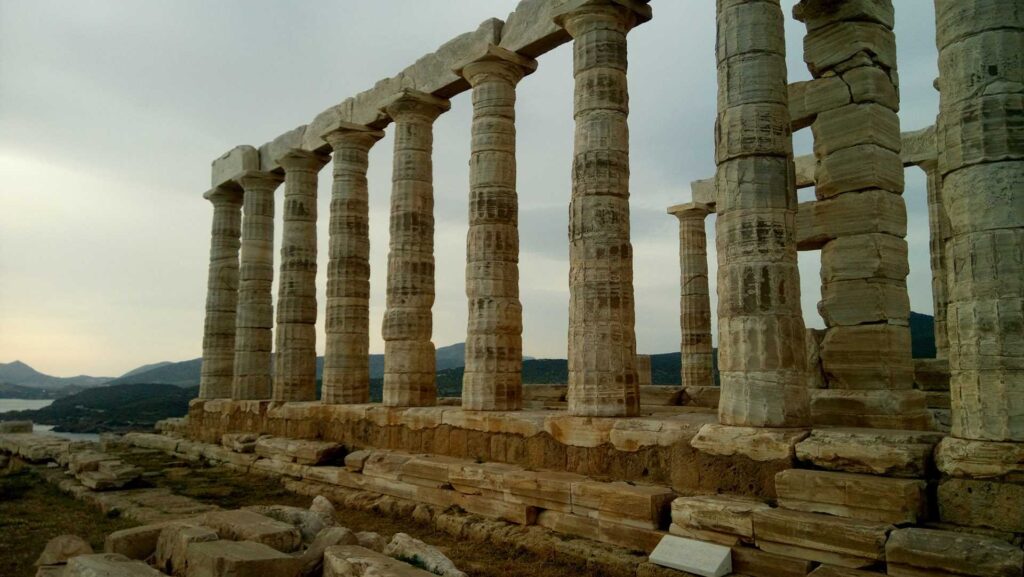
233, 172, 284, 400
557, 2, 644, 418
715, 0, 808, 427
321, 125, 385, 405
935, 0, 1024, 441
672, 204, 714, 388
272, 151, 329, 402
381, 90, 450, 407
923, 160, 951, 360
199, 186, 243, 399
458, 49, 536, 412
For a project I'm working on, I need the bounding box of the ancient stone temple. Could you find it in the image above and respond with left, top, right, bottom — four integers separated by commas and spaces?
184, 1, 1023, 575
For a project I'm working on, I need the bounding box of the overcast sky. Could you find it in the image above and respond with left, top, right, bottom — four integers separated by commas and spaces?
0, 0, 939, 377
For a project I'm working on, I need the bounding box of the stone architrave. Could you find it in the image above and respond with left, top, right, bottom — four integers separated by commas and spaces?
380, 90, 451, 407
456, 46, 538, 411
714, 0, 808, 427
554, 0, 652, 418
233, 171, 284, 400
321, 123, 385, 405
199, 185, 244, 400
795, 0, 928, 430
273, 150, 330, 403
669, 202, 714, 389
935, 0, 1024, 442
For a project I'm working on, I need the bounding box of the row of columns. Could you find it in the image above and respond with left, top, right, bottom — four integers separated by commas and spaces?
198, 0, 649, 417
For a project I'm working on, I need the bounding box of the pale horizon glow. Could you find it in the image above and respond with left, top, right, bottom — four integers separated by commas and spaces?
0, 0, 940, 377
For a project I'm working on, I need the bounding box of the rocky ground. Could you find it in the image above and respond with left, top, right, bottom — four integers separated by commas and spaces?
0, 441, 597, 577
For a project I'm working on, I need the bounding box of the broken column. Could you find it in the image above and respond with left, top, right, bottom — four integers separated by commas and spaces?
199, 185, 244, 400
380, 90, 451, 407
321, 123, 385, 405
233, 171, 284, 400
554, 0, 651, 417
795, 0, 929, 429
714, 0, 808, 427
934, 0, 1023, 442
669, 202, 714, 389
457, 47, 537, 411
272, 150, 329, 403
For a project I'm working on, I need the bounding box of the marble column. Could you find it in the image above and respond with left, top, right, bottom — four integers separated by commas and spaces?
271, 150, 329, 402
381, 90, 450, 407
457, 47, 537, 412
554, 0, 650, 418
796, 0, 929, 429
669, 203, 714, 389
233, 171, 284, 400
715, 0, 808, 427
321, 124, 385, 405
199, 185, 243, 399
935, 0, 1024, 441
922, 160, 950, 360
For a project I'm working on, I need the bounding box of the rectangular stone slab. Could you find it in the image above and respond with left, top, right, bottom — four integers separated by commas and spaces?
731, 546, 814, 577
571, 480, 675, 524
324, 544, 437, 577
211, 145, 259, 187
186, 540, 301, 577
66, 554, 167, 577
775, 469, 926, 524
794, 428, 943, 477
937, 478, 1024, 533
885, 528, 1024, 577
752, 509, 892, 560
649, 535, 731, 577
200, 509, 301, 553
671, 495, 771, 538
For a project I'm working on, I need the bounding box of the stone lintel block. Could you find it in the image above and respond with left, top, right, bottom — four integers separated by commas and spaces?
498, 0, 569, 58
212, 145, 259, 188
324, 544, 437, 577
400, 18, 504, 99
775, 469, 926, 524
670, 495, 770, 539
690, 424, 810, 462
885, 527, 1024, 577
793, 0, 895, 31
795, 428, 944, 477
914, 358, 951, 392
935, 437, 1024, 482
752, 508, 892, 561
790, 76, 853, 131
186, 540, 301, 577
648, 535, 732, 577
809, 389, 931, 431
200, 509, 301, 553
796, 190, 907, 251
816, 144, 904, 198
570, 480, 675, 526
938, 478, 1024, 533
812, 103, 901, 158
258, 125, 307, 174
689, 178, 717, 208
731, 545, 815, 577
803, 21, 896, 76
820, 324, 914, 391
66, 554, 166, 577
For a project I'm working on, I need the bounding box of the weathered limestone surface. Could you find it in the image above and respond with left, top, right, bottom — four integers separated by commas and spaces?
935, 436, 1024, 482
731, 546, 814, 577
922, 161, 951, 359
321, 123, 385, 404
199, 186, 244, 400
65, 553, 166, 577
775, 469, 926, 524
457, 46, 536, 412
753, 509, 892, 565
714, 0, 808, 428
211, 145, 259, 188
36, 534, 93, 566
794, 428, 943, 477
200, 509, 301, 553
556, 0, 646, 418
885, 528, 1023, 577
669, 203, 714, 390
273, 150, 329, 403
691, 423, 808, 462
233, 171, 284, 401
381, 90, 450, 407
186, 540, 301, 577
670, 495, 770, 539
259, 126, 306, 174
935, 0, 1024, 442
938, 478, 1024, 533
324, 544, 437, 577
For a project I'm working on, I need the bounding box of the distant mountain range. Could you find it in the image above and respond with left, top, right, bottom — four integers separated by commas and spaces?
1, 312, 938, 394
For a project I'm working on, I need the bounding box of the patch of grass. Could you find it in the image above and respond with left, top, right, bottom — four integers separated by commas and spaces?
0, 466, 136, 577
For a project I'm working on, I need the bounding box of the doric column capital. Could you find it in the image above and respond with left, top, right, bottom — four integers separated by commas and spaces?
235, 170, 283, 192
203, 185, 243, 207
321, 122, 385, 152
552, 0, 652, 35
668, 202, 713, 220
455, 45, 538, 87
275, 149, 330, 173
380, 89, 451, 124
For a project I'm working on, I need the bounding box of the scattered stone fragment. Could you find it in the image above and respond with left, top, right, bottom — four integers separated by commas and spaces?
300, 527, 359, 577
155, 523, 218, 576
324, 544, 436, 577
201, 509, 302, 553
65, 553, 166, 577
244, 504, 332, 543
35, 535, 93, 566
355, 531, 388, 553
185, 540, 301, 577
384, 533, 466, 577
